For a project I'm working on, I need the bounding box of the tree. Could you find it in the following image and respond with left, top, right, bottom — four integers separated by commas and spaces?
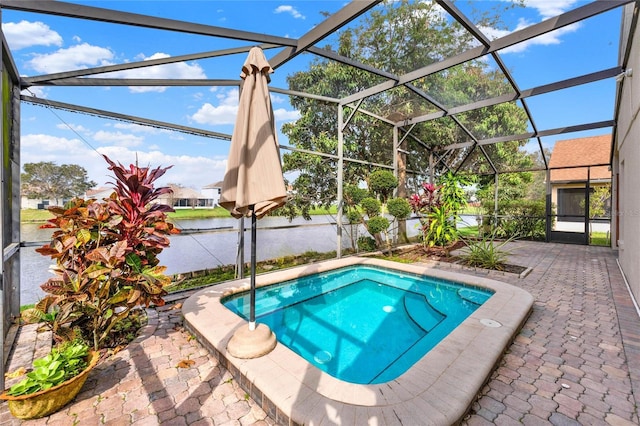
582, 183, 611, 243
282, 0, 531, 221
21, 162, 97, 205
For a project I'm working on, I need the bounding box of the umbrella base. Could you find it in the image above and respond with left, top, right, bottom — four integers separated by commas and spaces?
227, 323, 277, 359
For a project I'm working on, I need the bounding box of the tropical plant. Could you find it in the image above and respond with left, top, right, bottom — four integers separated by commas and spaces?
438, 171, 474, 226
21, 155, 179, 350
6, 340, 89, 397
423, 205, 458, 248
461, 233, 514, 271
410, 173, 472, 248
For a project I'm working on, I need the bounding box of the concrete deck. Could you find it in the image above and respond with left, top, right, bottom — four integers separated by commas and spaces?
1, 241, 638, 425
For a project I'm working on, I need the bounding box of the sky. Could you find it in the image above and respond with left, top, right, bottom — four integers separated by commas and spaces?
1, 0, 624, 191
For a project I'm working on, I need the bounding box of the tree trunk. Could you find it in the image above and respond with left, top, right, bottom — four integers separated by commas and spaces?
396, 138, 409, 243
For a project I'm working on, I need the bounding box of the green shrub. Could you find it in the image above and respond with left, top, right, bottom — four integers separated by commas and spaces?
367, 216, 390, 234
387, 197, 411, 220
368, 170, 398, 203
360, 197, 381, 216
344, 184, 369, 206
346, 209, 361, 224
485, 199, 546, 240
357, 236, 377, 252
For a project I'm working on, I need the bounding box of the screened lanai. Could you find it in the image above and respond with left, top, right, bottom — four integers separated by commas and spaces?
0, 0, 636, 387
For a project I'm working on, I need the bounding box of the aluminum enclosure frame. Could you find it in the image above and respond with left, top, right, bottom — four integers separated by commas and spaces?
0, 0, 634, 382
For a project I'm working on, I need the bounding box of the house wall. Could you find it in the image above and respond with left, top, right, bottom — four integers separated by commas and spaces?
613, 3, 640, 303
202, 187, 221, 207
20, 196, 58, 209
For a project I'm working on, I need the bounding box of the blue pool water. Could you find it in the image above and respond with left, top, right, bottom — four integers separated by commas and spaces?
222, 265, 493, 384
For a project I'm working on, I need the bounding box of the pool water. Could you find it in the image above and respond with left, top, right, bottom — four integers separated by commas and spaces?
222, 265, 493, 384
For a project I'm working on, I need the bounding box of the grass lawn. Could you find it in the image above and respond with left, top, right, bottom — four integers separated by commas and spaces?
22, 207, 234, 223
21, 209, 55, 222
21, 205, 338, 224
458, 226, 480, 238
168, 207, 231, 220
590, 231, 610, 247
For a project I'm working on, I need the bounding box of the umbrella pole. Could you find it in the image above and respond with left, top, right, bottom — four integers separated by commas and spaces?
237, 217, 245, 279
249, 204, 257, 331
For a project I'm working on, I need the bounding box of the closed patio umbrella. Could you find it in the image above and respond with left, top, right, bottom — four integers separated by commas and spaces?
219, 47, 287, 358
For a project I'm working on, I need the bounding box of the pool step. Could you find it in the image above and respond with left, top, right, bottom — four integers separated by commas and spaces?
458, 288, 492, 305
403, 293, 445, 333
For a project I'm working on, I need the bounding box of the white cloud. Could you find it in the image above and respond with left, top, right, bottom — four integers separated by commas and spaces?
273, 107, 301, 122
21, 134, 112, 185
99, 52, 207, 93
21, 85, 48, 99
21, 133, 87, 153
480, 20, 581, 54
21, 133, 228, 189
274, 5, 305, 19
481, 0, 581, 54
191, 102, 238, 126
2, 21, 62, 50
26, 43, 114, 74
96, 147, 228, 189
522, 0, 578, 20
112, 122, 171, 135
56, 123, 90, 133
190, 88, 300, 125
190, 89, 239, 125
93, 130, 144, 147
271, 94, 286, 104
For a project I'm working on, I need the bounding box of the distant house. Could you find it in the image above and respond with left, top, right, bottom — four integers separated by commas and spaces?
21, 187, 112, 209
20, 196, 55, 210
85, 187, 114, 200
549, 134, 612, 223
202, 182, 223, 207
157, 184, 214, 208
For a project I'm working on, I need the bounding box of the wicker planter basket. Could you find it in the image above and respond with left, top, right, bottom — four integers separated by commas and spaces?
0, 351, 99, 420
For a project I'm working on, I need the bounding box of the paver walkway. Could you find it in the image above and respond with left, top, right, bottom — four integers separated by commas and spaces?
1, 241, 638, 425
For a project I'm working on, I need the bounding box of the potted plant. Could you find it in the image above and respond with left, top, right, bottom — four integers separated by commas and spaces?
0, 340, 99, 419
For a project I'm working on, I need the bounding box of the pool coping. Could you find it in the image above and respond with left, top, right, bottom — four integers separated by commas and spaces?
182, 257, 534, 425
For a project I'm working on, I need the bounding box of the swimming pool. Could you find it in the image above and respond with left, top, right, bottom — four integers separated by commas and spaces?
222, 265, 494, 384
183, 257, 533, 425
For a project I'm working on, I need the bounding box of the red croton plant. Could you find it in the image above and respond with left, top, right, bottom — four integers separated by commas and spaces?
22, 155, 180, 350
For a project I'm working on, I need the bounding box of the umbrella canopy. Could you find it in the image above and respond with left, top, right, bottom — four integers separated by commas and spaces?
220, 47, 284, 356
219, 47, 287, 219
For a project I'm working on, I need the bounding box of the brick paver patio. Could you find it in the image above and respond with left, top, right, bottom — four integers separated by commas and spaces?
1, 241, 638, 425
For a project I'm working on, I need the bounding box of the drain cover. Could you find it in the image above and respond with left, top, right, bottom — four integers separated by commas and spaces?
480, 318, 502, 328
314, 350, 332, 364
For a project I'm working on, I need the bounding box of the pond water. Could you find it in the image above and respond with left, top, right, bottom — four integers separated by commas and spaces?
20, 215, 428, 306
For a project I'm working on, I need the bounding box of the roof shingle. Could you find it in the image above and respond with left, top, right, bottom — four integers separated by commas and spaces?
549, 134, 611, 182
